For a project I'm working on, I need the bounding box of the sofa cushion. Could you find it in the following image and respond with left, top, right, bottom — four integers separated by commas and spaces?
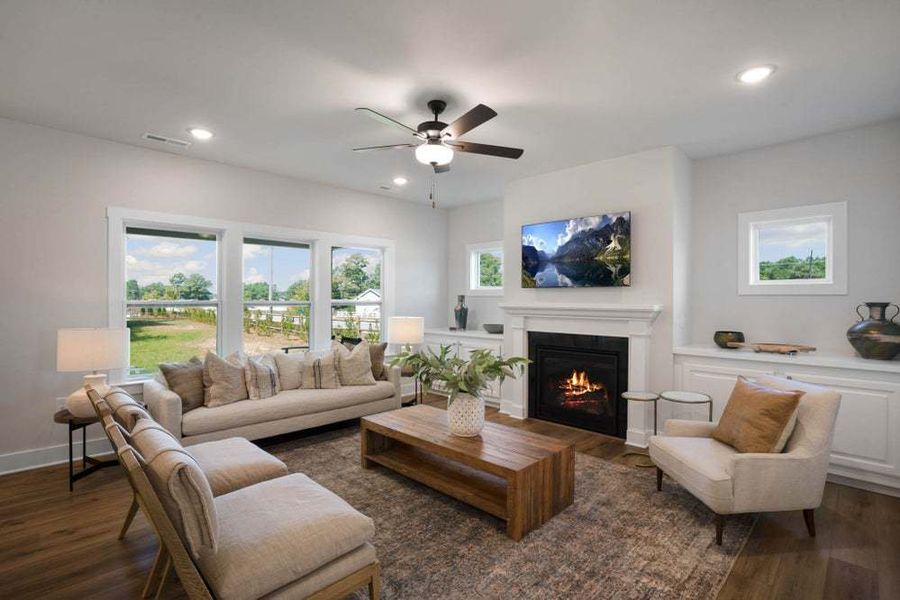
273, 352, 304, 391
198, 473, 375, 600
159, 357, 205, 412
300, 352, 341, 389
343, 340, 388, 381
712, 376, 802, 453
187, 437, 288, 496
649, 436, 736, 514
204, 351, 249, 408
181, 381, 396, 436
333, 340, 376, 386
130, 420, 218, 558
105, 389, 151, 431
244, 355, 280, 400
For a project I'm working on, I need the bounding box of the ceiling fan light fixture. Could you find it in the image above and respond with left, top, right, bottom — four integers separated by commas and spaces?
415, 141, 453, 166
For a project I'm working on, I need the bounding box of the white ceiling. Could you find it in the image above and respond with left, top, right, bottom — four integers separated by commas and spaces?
2, 1, 899, 207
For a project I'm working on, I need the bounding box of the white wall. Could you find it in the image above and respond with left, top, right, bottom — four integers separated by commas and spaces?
445, 200, 504, 329
0, 117, 448, 472
502, 146, 692, 395
690, 119, 900, 356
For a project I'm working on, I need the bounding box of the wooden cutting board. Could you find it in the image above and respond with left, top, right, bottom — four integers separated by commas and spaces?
726, 342, 816, 354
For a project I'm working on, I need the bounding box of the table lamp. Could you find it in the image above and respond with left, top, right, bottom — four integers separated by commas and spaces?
388, 316, 424, 352
57, 328, 129, 417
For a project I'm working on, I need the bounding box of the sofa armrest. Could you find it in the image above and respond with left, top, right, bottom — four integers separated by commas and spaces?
143, 378, 183, 439
663, 419, 717, 438
385, 364, 402, 407
730, 449, 829, 513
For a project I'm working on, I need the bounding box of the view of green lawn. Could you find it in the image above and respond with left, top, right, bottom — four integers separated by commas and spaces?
128, 318, 217, 375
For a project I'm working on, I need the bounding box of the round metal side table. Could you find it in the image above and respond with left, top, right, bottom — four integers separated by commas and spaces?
660, 390, 714, 423
621, 391, 660, 468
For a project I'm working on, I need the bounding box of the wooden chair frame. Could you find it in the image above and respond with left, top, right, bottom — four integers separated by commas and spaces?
87, 386, 382, 599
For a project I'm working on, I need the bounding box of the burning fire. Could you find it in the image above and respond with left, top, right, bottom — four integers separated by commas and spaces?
561, 369, 605, 398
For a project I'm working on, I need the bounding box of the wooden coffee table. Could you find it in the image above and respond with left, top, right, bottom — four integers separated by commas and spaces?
361, 405, 574, 540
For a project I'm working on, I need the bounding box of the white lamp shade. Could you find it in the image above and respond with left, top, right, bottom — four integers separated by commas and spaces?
57, 328, 129, 372
388, 317, 425, 346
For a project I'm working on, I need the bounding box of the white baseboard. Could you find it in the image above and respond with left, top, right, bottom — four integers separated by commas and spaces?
0, 437, 114, 476
626, 428, 650, 449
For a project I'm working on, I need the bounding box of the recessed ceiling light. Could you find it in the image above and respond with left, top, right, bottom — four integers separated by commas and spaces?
736, 65, 776, 85
392, 176, 408, 186
188, 127, 214, 141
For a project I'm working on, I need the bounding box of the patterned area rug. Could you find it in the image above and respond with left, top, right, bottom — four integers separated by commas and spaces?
265, 426, 753, 600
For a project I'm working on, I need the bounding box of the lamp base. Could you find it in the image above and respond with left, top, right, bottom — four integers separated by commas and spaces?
65, 373, 110, 418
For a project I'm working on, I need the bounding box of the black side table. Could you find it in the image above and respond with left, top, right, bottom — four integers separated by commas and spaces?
53, 408, 117, 491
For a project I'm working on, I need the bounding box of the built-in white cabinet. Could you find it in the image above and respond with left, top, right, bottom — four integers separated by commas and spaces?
674, 346, 900, 496
424, 329, 505, 405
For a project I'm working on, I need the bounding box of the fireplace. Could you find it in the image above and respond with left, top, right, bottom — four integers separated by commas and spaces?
528, 332, 628, 437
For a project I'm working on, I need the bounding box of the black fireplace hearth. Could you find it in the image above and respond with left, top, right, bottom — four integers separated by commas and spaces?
528, 332, 628, 437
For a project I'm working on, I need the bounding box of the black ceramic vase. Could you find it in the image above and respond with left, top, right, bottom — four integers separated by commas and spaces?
454, 295, 468, 330
846, 302, 900, 360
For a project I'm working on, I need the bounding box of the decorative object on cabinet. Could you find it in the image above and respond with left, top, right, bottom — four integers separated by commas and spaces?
846, 302, 900, 360
482, 323, 504, 334
713, 330, 745, 349
726, 342, 816, 355
391, 345, 527, 437
453, 295, 468, 330
521, 212, 631, 288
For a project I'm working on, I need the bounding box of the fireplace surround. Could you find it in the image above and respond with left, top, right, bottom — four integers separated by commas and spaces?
528, 332, 628, 437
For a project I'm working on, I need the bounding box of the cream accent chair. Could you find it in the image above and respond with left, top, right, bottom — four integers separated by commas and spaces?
649, 375, 841, 545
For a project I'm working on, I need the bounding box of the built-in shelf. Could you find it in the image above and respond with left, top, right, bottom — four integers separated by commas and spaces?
673, 344, 900, 375
425, 328, 504, 341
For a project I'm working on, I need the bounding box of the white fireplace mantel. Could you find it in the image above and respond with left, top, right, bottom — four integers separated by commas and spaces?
499, 302, 663, 448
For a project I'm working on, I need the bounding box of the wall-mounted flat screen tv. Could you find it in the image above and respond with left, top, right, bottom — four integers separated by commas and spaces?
521, 211, 631, 288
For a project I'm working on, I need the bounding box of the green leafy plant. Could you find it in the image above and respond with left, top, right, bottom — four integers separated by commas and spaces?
391, 345, 528, 401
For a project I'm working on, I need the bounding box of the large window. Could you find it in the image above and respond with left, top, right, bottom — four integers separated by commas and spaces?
331, 246, 382, 342
242, 238, 312, 354
468, 242, 503, 294
125, 227, 219, 376
738, 202, 847, 295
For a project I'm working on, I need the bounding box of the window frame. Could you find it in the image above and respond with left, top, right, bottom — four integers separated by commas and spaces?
108, 207, 395, 382
330, 245, 385, 342
467, 241, 504, 296
242, 237, 314, 354
737, 201, 847, 296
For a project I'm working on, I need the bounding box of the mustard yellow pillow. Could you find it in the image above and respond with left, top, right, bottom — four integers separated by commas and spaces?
712, 376, 802, 453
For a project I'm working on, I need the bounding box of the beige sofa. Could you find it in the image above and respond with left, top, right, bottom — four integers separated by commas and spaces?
144, 364, 402, 445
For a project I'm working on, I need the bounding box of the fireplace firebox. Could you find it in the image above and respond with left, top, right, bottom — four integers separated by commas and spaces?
528, 332, 628, 437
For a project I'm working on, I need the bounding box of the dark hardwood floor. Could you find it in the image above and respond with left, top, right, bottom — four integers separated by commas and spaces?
1, 396, 897, 599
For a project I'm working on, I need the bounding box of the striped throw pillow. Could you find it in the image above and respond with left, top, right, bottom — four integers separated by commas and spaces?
244, 355, 280, 400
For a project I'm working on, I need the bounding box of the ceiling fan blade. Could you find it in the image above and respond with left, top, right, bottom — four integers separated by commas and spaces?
355, 107, 420, 136
445, 140, 524, 159
433, 163, 451, 174
352, 143, 417, 152
442, 104, 497, 139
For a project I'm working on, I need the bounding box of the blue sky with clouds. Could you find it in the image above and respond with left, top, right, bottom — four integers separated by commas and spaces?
243, 243, 311, 291
126, 233, 217, 288
522, 212, 628, 254
757, 220, 828, 262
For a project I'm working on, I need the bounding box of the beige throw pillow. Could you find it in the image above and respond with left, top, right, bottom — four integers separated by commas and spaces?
274, 352, 304, 391
712, 376, 803, 453
300, 352, 341, 389
203, 352, 249, 408
344, 340, 388, 380
159, 357, 205, 412
244, 354, 280, 400
333, 340, 376, 386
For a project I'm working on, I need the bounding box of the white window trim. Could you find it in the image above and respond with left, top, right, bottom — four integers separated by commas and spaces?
737, 201, 847, 296
467, 241, 504, 297
107, 207, 395, 381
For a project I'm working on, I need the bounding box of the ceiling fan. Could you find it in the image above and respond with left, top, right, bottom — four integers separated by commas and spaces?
353, 99, 524, 174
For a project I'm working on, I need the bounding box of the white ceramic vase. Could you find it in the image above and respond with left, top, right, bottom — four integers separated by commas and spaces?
447, 392, 485, 437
